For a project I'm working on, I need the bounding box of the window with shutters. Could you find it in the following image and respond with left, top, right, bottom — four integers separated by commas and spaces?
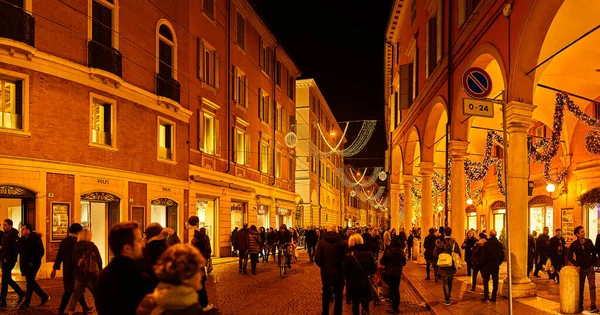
233, 67, 248, 108
287, 74, 295, 100
260, 142, 269, 173
91, 0, 115, 48
399, 64, 413, 110
202, 113, 215, 154
427, 18, 437, 77
276, 104, 282, 133
89, 93, 116, 149
202, 0, 214, 20
197, 39, 219, 90
275, 150, 282, 178
236, 12, 246, 50
275, 60, 282, 87
235, 130, 246, 164
158, 118, 175, 162
0, 78, 24, 131
258, 89, 270, 124
258, 37, 272, 76
157, 23, 176, 79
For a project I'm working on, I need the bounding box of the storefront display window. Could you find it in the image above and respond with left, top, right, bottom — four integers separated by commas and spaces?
529, 206, 553, 237
231, 202, 246, 229
51, 203, 69, 241
467, 214, 476, 231
493, 209, 505, 235
276, 207, 292, 228
196, 198, 216, 254
257, 204, 269, 228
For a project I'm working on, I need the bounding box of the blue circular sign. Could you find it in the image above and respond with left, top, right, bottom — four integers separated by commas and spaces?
462, 67, 492, 99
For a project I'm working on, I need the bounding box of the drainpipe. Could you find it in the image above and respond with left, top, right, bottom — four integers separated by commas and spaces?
225, 0, 232, 173
444, 0, 452, 227
271, 44, 280, 186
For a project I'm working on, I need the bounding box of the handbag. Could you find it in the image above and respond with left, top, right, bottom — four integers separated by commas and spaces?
452, 243, 462, 269
351, 253, 380, 302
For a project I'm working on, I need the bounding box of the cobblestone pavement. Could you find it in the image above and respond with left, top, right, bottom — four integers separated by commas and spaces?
0, 250, 432, 315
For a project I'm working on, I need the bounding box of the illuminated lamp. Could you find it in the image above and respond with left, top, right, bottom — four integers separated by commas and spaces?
546, 183, 556, 193
466, 198, 473, 205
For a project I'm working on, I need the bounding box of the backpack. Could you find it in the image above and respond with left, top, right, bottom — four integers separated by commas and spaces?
76, 248, 99, 277
437, 239, 461, 268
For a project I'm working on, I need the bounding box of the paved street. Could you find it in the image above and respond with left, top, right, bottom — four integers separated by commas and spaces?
0, 250, 432, 314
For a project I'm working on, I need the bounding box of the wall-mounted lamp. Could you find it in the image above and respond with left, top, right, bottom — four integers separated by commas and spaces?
546, 183, 556, 193
466, 198, 473, 205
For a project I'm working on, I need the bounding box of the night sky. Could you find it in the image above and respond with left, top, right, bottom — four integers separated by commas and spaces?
251, 0, 394, 169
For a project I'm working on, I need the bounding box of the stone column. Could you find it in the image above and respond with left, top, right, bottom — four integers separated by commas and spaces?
390, 184, 402, 231
449, 140, 468, 239
403, 175, 414, 232
420, 162, 435, 231
502, 101, 537, 298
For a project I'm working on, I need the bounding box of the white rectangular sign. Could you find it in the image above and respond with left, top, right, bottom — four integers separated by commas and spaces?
462, 98, 494, 118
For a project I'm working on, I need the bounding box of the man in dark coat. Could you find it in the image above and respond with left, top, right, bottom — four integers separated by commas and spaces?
481, 230, 504, 302
0, 219, 24, 307
423, 228, 437, 281
315, 225, 347, 315
235, 224, 249, 274
533, 226, 550, 278
407, 230, 414, 259
527, 231, 536, 277
277, 225, 293, 268
568, 226, 598, 313
188, 216, 214, 312
51, 223, 89, 314
141, 223, 169, 287
18, 224, 49, 310
95, 222, 153, 315
548, 228, 566, 283
231, 227, 239, 257
305, 226, 319, 262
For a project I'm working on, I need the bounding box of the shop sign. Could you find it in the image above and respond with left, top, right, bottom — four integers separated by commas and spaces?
276, 208, 290, 216
231, 203, 243, 212
162, 187, 171, 192
97, 179, 109, 184
258, 204, 267, 214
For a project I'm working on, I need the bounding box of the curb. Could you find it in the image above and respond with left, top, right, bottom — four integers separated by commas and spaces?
403, 268, 451, 315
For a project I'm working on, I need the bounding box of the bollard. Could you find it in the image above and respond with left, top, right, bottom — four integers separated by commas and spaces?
560, 266, 580, 314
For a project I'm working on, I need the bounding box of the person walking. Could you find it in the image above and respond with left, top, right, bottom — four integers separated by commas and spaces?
423, 228, 437, 281
462, 230, 477, 277
65, 229, 102, 314
259, 227, 267, 262
344, 234, 376, 315
370, 229, 381, 260
266, 227, 277, 262
188, 216, 214, 312
481, 230, 504, 302
380, 236, 407, 314
548, 228, 566, 283
52, 223, 91, 314
247, 225, 262, 275
383, 229, 391, 251
528, 231, 536, 278
142, 223, 170, 287
407, 230, 414, 260
231, 227, 239, 257
136, 244, 206, 314
315, 225, 347, 315
568, 226, 598, 313
434, 227, 461, 306
235, 224, 249, 274
18, 223, 49, 310
0, 219, 24, 307
468, 232, 487, 294
533, 226, 550, 278
305, 226, 319, 262
95, 222, 154, 315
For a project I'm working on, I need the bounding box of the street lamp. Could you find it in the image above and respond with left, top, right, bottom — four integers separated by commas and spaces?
437, 205, 443, 211
546, 183, 556, 193
466, 198, 473, 205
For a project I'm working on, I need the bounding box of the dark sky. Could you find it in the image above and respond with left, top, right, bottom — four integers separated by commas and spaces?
251, 0, 394, 169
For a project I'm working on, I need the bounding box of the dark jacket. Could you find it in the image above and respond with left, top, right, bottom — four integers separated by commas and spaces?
305, 229, 318, 246
462, 237, 477, 261
20, 231, 44, 275
528, 234, 536, 254
72, 240, 103, 279
548, 236, 566, 265
231, 228, 238, 248
0, 227, 20, 264
481, 236, 504, 271
536, 233, 550, 255
423, 234, 437, 260
277, 229, 292, 244
370, 234, 381, 253
266, 231, 277, 245
247, 230, 262, 254
343, 244, 377, 301
142, 239, 168, 288
235, 227, 249, 252
568, 238, 596, 270
407, 235, 414, 247
192, 230, 211, 259
315, 231, 347, 285
380, 247, 406, 276
53, 235, 79, 289
95, 256, 154, 315
471, 239, 486, 266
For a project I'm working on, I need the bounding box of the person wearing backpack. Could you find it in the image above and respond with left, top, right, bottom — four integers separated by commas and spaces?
18, 223, 49, 310
65, 229, 102, 313
433, 227, 461, 306
481, 230, 504, 302
468, 232, 487, 294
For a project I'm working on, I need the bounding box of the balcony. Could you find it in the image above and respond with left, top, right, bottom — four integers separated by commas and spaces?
0, 2, 35, 47
156, 74, 180, 103
88, 40, 122, 77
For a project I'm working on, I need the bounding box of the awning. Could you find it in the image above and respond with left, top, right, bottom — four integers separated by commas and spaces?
191, 175, 255, 193
275, 198, 296, 209
256, 195, 273, 206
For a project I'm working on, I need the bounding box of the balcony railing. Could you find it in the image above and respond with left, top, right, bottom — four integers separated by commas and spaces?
88, 40, 123, 77
0, 2, 35, 47
156, 74, 180, 103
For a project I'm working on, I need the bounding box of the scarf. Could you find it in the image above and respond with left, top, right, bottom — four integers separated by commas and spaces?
150, 283, 198, 315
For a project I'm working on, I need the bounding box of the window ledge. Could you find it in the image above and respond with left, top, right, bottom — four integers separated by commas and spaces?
235, 44, 246, 55
201, 82, 217, 94
157, 157, 177, 165
0, 129, 30, 137
235, 103, 248, 112
88, 142, 118, 152
202, 12, 217, 25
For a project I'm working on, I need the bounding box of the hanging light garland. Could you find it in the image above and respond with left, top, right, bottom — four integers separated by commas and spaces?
312, 120, 377, 157
399, 194, 404, 222
337, 167, 383, 188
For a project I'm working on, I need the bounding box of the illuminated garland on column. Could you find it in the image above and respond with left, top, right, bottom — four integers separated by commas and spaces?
399, 194, 405, 222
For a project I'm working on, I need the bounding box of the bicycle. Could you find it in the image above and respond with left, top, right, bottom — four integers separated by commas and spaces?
277, 243, 292, 278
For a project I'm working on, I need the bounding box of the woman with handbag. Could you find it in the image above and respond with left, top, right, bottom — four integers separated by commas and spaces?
344, 234, 377, 315
247, 225, 262, 275
380, 236, 407, 314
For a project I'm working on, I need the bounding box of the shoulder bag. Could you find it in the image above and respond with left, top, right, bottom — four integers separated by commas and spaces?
351, 252, 380, 302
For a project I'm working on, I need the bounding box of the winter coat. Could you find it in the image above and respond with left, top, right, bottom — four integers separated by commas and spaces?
19, 232, 44, 275
362, 233, 372, 244
235, 228, 249, 253
370, 235, 381, 253
192, 229, 212, 259
266, 231, 277, 245
142, 239, 168, 287
305, 229, 318, 246
343, 244, 377, 302
315, 231, 348, 285
471, 239, 486, 266
481, 236, 504, 271
259, 231, 266, 244
277, 229, 292, 244
72, 240, 103, 280
166, 234, 181, 247
568, 239, 596, 270
136, 283, 200, 315
247, 230, 262, 254
536, 233, 550, 255
528, 234, 536, 254
462, 237, 477, 261
423, 234, 437, 261
407, 235, 414, 247
434, 237, 461, 277
53, 235, 79, 291
380, 247, 406, 276
0, 227, 20, 264
549, 236, 566, 265
231, 228, 238, 247
95, 256, 154, 315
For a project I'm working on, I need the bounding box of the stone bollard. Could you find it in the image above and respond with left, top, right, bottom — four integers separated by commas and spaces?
560, 266, 580, 314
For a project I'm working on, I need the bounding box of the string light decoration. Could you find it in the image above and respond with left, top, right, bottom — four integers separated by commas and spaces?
399, 194, 405, 222
378, 172, 388, 181
337, 167, 383, 187
355, 186, 386, 202
312, 120, 377, 157
284, 131, 298, 148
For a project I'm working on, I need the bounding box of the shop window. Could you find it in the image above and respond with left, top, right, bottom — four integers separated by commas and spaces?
158, 118, 175, 161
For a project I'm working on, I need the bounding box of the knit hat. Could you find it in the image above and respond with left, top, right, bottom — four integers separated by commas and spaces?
145, 222, 164, 240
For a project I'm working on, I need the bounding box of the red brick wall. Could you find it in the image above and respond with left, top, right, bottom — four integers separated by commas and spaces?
183, 189, 189, 243
128, 182, 147, 230
46, 173, 75, 262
